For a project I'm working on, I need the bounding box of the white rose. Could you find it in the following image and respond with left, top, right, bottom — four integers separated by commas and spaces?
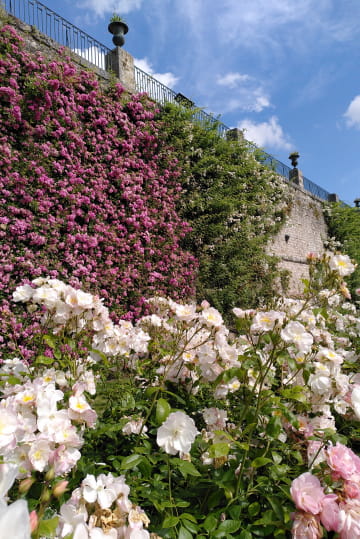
157, 411, 198, 456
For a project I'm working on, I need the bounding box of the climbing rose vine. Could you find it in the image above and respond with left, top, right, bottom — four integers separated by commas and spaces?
0, 24, 196, 360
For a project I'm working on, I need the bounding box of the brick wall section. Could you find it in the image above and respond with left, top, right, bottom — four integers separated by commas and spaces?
267, 180, 328, 295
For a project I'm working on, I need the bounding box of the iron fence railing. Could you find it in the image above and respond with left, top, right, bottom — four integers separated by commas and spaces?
3, 0, 332, 202
134, 66, 178, 106
3, 0, 111, 72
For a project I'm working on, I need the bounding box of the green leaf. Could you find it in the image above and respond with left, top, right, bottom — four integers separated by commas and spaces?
180, 513, 197, 523
209, 443, 230, 459
217, 520, 241, 533
156, 398, 171, 424
161, 390, 186, 405
43, 334, 56, 349
35, 355, 54, 365
37, 516, 59, 537
251, 457, 273, 468
182, 519, 198, 534
90, 348, 110, 367
265, 416, 282, 438
236, 442, 250, 451
266, 496, 284, 520
280, 386, 306, 403
162, 515, 180, 528
178, 526, 193, 539
175, 459, 201, 477
3, 375, 22, 385
248, 502, 260, 517
53, 348, 62, 360
120, 454, 143, 470
202, 514, 218, 532
239, 531, 253, 539
176, 501, 190, 507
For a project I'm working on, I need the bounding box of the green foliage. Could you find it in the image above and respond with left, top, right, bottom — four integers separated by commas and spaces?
325, 202, 360, 297
158, 104, 291, 320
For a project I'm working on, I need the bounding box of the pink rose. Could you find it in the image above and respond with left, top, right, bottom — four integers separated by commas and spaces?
291, 512, 322, 539
339, 498, 360, 538
290, 472, 326, 515
326, 443, 360, 481
320, 494, 341, 532
344, 481, 360, 499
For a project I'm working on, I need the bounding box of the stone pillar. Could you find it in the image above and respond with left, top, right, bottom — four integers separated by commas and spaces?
105, 47, 135, 92
226, 128, 244, 142
328, 193, 339, 202
289, 168, 304, 188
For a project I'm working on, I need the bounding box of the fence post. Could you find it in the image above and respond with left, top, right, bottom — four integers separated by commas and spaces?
105, 47, 135, 92
289, 168, 304, 188
226, 128, 244, 142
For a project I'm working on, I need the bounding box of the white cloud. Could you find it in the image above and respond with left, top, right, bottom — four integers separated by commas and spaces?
215, 73, 271, 114
238, 116, 292, 150
216, 72, 250, 89
76, 0, 142, 17
134, 57, 179, 89
252, 92, 271, 113
344, 95, 360, 128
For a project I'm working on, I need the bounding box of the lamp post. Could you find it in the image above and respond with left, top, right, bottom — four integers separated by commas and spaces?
354, 198, 360, 208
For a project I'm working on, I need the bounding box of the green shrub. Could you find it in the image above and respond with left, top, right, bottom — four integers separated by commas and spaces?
158, 104, 291, 320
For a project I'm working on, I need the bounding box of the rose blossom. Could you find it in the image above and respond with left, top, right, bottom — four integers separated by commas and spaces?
281, 321, 313, 353
326, 443, 360, 481
157, 411, 198, 456
338, 498, 360, 538
290, 472, 326, 514
328, 254, 356, 277
291, 512, 322, 539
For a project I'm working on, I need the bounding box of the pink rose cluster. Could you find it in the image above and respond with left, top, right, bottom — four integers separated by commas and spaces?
0, 24, 197, 358
291, 443, 360, 538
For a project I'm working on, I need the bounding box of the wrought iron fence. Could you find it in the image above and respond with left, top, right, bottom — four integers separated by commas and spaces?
303, 177, 330, 201
3, 0, 332, 202
3, 0, 110, 72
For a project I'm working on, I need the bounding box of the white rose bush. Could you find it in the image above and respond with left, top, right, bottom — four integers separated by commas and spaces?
0, 251, 359, 537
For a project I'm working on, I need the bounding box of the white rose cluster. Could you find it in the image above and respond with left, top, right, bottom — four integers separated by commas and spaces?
0, 359, 97, 478
58, 472, 151, 538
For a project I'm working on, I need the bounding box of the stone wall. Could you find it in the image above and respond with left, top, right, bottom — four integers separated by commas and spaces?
267, 180, 328, 295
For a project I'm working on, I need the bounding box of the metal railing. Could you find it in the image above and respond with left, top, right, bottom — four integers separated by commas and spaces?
3, 0, 332, 202
3, 0, 111, 72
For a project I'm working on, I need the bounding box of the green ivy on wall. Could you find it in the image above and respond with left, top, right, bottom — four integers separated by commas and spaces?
325, 203, 360, 298
158, 104, 292, 320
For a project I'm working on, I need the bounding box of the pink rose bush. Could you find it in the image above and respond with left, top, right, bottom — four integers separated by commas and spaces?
290, 443, 360, 538
0, 23, 197, 361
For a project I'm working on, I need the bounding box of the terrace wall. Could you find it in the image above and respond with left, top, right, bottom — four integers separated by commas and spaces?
267, 181, 328, 295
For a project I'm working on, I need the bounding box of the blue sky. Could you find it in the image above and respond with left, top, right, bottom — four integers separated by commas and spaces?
25, 0, 360, 204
